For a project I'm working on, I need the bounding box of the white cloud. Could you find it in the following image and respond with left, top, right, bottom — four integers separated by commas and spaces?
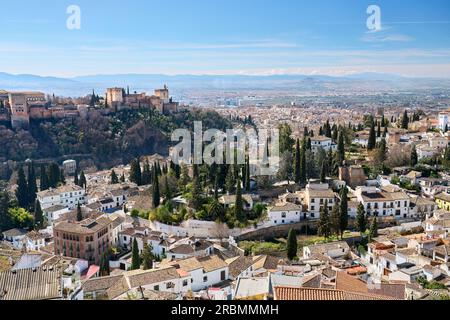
361, 33, 414, 42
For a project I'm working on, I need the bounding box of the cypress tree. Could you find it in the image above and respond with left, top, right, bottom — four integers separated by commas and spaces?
356, 202, 367, 235
294, 139, 301, 184
234, 177, 245, 222
152, 166, 160, 209
320, 161, 326, 183
339, 187, 349, 239
131, 238, 140, 270
120, 173, 125, 183
286, 228, 298, 261
318, 200, 331, 239
27, 163, 37, 207
369, 217, 379, 242
401, 110, 409, 129
111, 170, 119, 184
34, 200, 44, 229
48, 163, 60, 188
40, 165, 49, 191
300, 140, 307, 184
76, 202, 83, 222
16, 167, 28, 208
0, 190, 13, 232
411, 145, 418, 167
377, 121, 381, 138
337, 130, 345, 165
330, 203, 340, 237
60, 169, 66, 185
99, 252, 110, 276
142, 161, 151, 185
383, 125, 388, 138
142, 243, 153, 270
74, 168, 79, 186
129, 159, 142, 186
79, 171, 87, 189
245, 156, 251, 191
164, 175, 172, 203
368, 121, 376, 150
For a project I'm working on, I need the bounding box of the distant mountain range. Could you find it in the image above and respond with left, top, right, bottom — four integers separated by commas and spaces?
0, 71, 449, 97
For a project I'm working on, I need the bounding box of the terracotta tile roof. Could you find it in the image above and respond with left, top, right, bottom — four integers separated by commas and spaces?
274, 286, 396, 300
335, 271, 368, 293
0, 266, 62, 300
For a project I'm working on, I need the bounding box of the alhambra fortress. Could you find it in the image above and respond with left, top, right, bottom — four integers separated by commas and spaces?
0, 85, 179, 129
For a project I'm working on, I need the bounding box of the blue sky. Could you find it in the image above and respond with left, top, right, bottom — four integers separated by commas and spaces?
1, 0, 450, 77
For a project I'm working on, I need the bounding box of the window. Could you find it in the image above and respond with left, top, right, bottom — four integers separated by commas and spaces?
203, 276, 208, 282
221, 270, 226, 281
154, 285, 159, 291
281, 212, 286, 218
183, 280, 188, 287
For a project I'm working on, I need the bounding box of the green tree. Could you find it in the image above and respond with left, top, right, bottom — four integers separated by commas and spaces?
369, 217, 379, 242
74, 168, 79, 186
245, 156, 251, 191
120, 173, 126, 183
40, 165, 49, 191
163, 175, 172, 203
375, 138, 388, 166
279, 123, 294, 154
79, 171, 87, 189
337, 130, 345, 165
234, 177, 245, 222
206, 199, 225, 222
131, 238, 140, 270
0, 190, 13, 232
27, 163, 37, 207
111, 170, 119, 184
99, 252, 110, 276
16, 167, 28, 208
368, 120, 376, 150
339, 187, 349, 239
356, 203, 367, 235
152, 166, 160, 208
318, 200, 331, 239
411, 145, 418, 167
129, 159, 142, 186
142, 243, 154, 270
60, 169, 66, 185
286, 228, 298, 260
9, 207, 34, 229
320, 161, 326, 183
294, 139, 301, 184
47, 163, 60, 188
34, 200, 44, 229
142, 161, 151, 185
300, 139, 307, 184
330, 203, 341, 237
76, 202, 83, 222
401, 110, 409, 129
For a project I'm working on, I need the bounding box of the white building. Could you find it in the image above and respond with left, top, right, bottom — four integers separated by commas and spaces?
304, 183, 335, 219
37, 184, 86, 210
439, 111, 449, 132
268, 202, 302, 225
310, 136, 337, 153
2, 228, 27, 248
416, 144, 439, 161
355, 186, 410, 218
168, 255, 229, 292
43, 205, 70, 226
23, 231, 47, 251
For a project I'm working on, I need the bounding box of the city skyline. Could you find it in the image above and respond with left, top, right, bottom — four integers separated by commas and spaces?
1, 0, 450, 78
